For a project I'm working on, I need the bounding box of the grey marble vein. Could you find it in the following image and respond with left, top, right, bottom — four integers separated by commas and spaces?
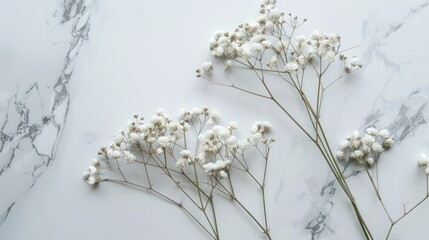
0, 203, 14, 226
0, 0, 94, 227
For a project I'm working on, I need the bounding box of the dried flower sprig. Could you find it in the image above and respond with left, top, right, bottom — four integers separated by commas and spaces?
198, 0, 371, 238
84, 108, 275, 239
337, 129, 428, 239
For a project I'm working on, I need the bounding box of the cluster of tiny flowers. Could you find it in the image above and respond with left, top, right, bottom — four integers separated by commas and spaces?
336, 127, 394, 166
83, 159, 101, 185
197, 0, 361, 77
84, 107, 274, 184
203, 160, 232, 179
418, 153, 429, 174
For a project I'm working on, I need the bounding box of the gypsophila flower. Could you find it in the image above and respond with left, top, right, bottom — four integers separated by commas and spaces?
268, 55, 278, 69
157, 136, 171, 148
156, 148, 163, 154
285, 62, 299, 73
124, 151, 136, 164
107, 149, 121, 159
418, 153, 429, 174
84, 165, 100, 185
202, 61, 214, 75
225, 60, 233, 70
337, 127, 394, 166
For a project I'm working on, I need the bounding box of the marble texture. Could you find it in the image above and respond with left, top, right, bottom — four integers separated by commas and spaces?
1, 0, 429, 239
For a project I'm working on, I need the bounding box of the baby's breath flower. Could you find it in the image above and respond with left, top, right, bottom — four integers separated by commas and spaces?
366, 127, 378, 136
124, 151, 136, 164
225, 60, 233, 70
227, 136, 238, 148
157, 136, 171, 148
107, 149, 121, 159
418, 153, 429, 175
337, 127, 394, 166
201, 61, 214, 76
336, 151, 346, 161
285, 62, 299, 73
378, 129, 390, 139
238, 139, 251, 150
114, 133, 124, 145
268, 55, 278, 69
156, 148, 163, 154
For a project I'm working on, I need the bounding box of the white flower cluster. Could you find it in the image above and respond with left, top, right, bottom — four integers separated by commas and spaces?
197, 0, 362, 77
203, 159, 232, 179
83, 159, 101, 185
197, 120, 273, 178
84, 107, 274, 184
418, 153, 429, 174
336, 127, 394, 166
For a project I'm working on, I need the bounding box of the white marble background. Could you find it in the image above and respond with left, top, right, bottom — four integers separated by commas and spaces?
1, 0, 429, 239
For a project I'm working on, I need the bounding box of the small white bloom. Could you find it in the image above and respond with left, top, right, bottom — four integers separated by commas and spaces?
352, 131, 361, 140
339, 140, 350, 150
210, 109, 221, 121
87, 176, 98, 185
249, 132, 263, 144
124, 151, 136, 164
264, 21, 274, 31
285, 62, 299, 73
156, 148, 163, 154
263, 121, 272, 131
366, 127, 378, 136
83, 171, 90, 180
366, 158, 375, 166
324, 51, 335, 63
228, 121, 238, 130
349, 56, 362, 68
190, 107, 202, 117
362, 145, 370, 154
383, 138, 394, 149
180, 150, 191, 158
114, 133, 124, 145
176, 158, 186, 169
378, 129, 390, 139
268, 9, 282, 23
202, 61, 213, 71
418, 153, 429, 167
157, 136, 171, 147
352, 140, 361, 149
218, 170, 228, 178
107, 150, 121, 159
92, 158, 100, 166
362, 135, 375, 146
201, 61, 214, 75
129, 132, 140, 143
238, 139, 250, 150
225, 60, 233, 70
262, 40, 272, 48
227, 136, 238, 148
351, 150, 364, 160
372, 142, 384, 153
296, 56, 307, 66
275, 40, 286, 52
336, 151, 345, 161
268, 55, 278, 68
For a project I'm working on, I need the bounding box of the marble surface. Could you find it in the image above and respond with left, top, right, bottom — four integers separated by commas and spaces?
1, 0, 429, 239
